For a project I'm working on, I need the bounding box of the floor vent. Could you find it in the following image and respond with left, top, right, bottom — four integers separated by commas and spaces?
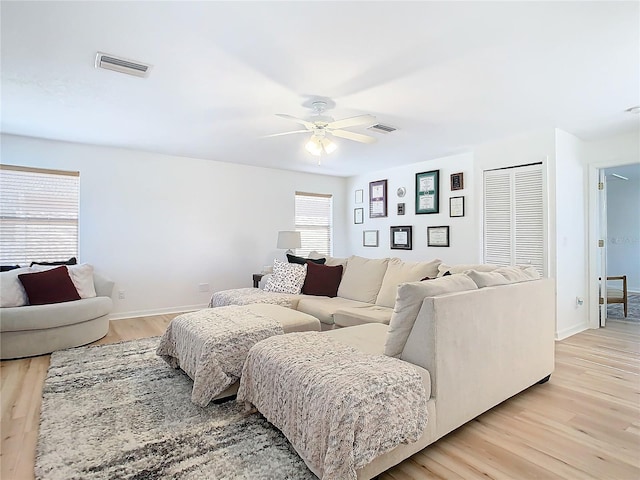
368, 123, 397, 134
95, 52, 151, 78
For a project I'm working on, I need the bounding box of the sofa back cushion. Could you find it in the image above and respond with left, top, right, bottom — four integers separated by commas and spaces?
375, 258, 442, 307
437, 263, 498, 277
18, 266, 81, 305
0, 267, 33, 307
337, 255, 389, 303
302, 262, 343, 297
384, 274, 477, 357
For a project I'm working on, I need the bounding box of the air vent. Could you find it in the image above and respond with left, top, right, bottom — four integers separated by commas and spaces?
95, 52, 151, 78
368, 123, 397, 134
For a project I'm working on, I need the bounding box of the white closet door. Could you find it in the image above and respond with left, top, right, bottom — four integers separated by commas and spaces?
484, 164, 545, 275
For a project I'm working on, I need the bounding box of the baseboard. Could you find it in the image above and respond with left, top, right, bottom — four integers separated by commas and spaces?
555, 322, 590, 341
109, 304, 207, 321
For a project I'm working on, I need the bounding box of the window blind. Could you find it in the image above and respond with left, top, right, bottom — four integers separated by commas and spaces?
483, 164, 545, 275
295, 191, 333, 258
0, 165, 80, 265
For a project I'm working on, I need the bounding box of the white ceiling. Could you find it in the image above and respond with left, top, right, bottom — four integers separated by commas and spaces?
1, 1, 638, 177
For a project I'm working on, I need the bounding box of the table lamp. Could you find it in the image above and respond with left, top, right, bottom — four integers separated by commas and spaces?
277, 231, 301, 254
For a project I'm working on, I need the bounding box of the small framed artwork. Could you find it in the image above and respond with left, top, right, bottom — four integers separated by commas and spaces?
355, 189, 364, 204
363, 230, 379, 247
354, 208, 364, 224
415, 170, 439, 214
369, 179, 388, 218
450, 172, 464, 191
391, 225, 412, 250
449, 196, 464, 217
427, 226, 450, 247
397, 203, 405, 215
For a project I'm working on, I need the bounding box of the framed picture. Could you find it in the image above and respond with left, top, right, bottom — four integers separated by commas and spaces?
363, 230, 379, 247
354, 208, 364, 224
391, 225, 412, 250
449, 196, 464, 217
369, 179, 387, 218
415, 170, 439, 214
427, 226, 450, 247
355, 189, 364, 204
397, 203, 405, 215
450, 172, 464, 191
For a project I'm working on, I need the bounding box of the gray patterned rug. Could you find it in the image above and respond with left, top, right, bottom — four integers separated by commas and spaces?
36, 337, 315, 480
607, 293, 640, 323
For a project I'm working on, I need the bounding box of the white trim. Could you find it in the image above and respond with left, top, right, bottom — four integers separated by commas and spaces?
555, 322, 590, 341
109, 303, 207, 321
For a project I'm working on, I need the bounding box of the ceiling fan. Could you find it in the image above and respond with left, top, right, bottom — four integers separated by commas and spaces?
266, 101, 377, 157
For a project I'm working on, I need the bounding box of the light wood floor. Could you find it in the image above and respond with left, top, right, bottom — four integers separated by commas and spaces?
1, 316, 639, 480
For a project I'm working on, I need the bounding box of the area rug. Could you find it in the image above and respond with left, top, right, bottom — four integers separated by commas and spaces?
36, 337, 315, 480
607, 293, 640, 322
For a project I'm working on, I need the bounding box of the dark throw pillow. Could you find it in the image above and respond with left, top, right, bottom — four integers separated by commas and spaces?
302, 261, 343, 297
30, 257, 77, 267
1, 265, 21, 272
18, 266, 81, 305
286, 253, 326, 265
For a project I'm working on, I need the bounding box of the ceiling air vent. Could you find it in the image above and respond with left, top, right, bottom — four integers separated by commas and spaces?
368, 123, 397, 134
95, 52, 151, 78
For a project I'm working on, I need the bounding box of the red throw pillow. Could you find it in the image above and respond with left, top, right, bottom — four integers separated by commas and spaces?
302, 261, 343, 297
18, 266, 81, 305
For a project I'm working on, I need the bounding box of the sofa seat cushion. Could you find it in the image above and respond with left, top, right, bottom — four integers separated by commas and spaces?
337, 255, 389, 303
0, 296, 113, 332
296, 296, 371, 325
375, 258, 442, 307
333, 305, 393, 327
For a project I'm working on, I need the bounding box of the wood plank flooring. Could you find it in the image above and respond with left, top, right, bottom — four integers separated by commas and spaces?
1, 316, 638, 480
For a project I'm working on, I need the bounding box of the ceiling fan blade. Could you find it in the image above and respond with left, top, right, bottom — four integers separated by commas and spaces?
275, 114, 315, 129
262, 130, 309, 138
327, 114, 376, 130
330, 129, 377, 144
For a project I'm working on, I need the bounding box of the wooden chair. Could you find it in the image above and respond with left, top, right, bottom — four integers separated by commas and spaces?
600, 275, 628, 317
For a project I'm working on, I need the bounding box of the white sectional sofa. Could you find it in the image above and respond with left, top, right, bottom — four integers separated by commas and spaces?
212, 254, 444, 329
241, 270, 556, 479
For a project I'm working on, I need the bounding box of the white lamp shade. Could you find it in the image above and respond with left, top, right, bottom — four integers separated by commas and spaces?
277, 231, 301, 250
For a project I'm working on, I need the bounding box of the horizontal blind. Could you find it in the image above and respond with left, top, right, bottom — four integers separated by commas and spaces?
0, 165, 79, 264
295, 192, 332, 258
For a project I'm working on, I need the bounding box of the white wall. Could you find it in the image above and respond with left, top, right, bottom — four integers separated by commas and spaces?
345, 153, 477, 264
554, 129, 588, 338
606, 176, 640, 292
1, 134, 347, 318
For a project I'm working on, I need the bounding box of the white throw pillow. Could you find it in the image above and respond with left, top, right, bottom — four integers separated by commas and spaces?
375, 258, 442, 307
263, 259, 307, 294
437, 263, 499, 277
384, 274, 478, 357
518, 265, 542, 280
0, 267, 32, 307
465, 269, 510, 288
337, 255, 389, 303
31, 263, 97, 298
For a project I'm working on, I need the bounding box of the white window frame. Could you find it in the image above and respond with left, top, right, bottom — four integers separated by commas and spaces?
294, 191, 333, 258
0, 164, 80, 265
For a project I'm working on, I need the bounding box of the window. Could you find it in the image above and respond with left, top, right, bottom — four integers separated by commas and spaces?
483, 163, 545, 275
0, 165, 80, 265
295, 192, 333, 257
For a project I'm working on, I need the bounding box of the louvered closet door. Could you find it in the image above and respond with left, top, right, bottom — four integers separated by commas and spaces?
484, 164, 545, 275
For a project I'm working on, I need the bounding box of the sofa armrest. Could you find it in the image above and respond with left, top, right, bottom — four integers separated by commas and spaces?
93, 273, 115, 298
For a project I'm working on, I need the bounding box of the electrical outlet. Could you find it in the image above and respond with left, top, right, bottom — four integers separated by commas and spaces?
118, 290, 126, 300
199, 283, 210, 293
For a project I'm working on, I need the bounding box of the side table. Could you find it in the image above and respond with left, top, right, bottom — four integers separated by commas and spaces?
252, 273, 264, 288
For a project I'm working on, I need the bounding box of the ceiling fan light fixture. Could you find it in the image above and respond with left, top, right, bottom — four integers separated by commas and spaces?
305, 137, 322, 156
321, 137, 337, 154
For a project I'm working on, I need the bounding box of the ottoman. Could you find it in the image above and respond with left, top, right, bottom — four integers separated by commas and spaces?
157, 303, 320, 406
